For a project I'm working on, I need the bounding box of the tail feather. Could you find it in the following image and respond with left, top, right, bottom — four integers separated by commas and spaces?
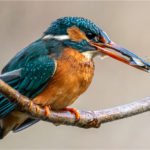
13, 118, 40, 133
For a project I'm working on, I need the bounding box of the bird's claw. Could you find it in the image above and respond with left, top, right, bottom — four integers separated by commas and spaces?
63, 108, 80, 120
44, 105, 51, 116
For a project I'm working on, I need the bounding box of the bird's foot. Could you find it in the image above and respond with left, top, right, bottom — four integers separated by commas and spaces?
44, 105, 51, 116
63, 108, 80, 120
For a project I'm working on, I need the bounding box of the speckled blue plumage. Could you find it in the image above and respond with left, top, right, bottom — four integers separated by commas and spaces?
0, 39, 56, 118
45, 17, 108, 52
45, 17, 102, 36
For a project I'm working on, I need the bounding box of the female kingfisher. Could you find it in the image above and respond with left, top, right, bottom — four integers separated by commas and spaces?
0, 16, 150, 139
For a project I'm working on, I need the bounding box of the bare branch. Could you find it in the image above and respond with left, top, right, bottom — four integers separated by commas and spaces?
0, 79, 150, 128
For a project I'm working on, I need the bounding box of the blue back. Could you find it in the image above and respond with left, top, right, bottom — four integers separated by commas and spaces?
0, 39, 56, 118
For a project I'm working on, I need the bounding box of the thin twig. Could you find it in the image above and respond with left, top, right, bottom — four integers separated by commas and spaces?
0, 79, 149, 128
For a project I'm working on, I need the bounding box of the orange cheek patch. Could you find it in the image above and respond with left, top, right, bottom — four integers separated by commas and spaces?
67, 26, 89, 42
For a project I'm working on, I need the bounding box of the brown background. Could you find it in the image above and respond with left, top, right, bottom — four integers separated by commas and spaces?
0, 1, 150, 149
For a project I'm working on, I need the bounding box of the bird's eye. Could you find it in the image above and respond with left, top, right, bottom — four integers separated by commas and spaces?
86, 32, 96, 40
86, 32, 104, 43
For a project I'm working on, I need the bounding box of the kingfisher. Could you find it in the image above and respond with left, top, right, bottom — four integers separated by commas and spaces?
0, 16, 150, 139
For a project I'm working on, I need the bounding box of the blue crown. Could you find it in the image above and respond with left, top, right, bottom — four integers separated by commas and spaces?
44, 17, 102, 36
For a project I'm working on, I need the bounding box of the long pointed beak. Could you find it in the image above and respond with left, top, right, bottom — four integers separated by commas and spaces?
91, 41, 150, 72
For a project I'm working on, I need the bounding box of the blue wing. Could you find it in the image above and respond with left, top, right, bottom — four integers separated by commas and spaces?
0, 39, 56, 131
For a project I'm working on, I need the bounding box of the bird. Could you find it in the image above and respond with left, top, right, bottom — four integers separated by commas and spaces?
0, 16, 150, 139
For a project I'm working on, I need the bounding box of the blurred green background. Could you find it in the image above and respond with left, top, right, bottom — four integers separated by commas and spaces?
0, 1, 150, 149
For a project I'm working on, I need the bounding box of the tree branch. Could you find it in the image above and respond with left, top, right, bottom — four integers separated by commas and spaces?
0, 79, 150, 128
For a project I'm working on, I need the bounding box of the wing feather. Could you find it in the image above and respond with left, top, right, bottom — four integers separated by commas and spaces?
0, 39, 57, 131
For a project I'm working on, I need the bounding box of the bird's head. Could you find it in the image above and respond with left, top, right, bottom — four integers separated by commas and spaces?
43, 16, 150, 72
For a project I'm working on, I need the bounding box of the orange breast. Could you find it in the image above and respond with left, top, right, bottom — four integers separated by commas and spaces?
33, 48, 94, 110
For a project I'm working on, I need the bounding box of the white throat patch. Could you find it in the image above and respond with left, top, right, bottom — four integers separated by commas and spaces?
82, 51, 108, 60
82, 51, 99, 60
